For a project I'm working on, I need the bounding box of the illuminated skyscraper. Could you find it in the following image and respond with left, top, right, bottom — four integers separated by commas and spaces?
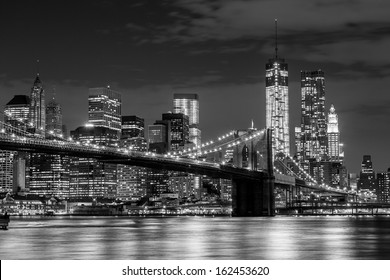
88, 86, 121, 133
300, 70, 327, 161
327, 104, 340, 161
46, 96, 63, 136
265, 20, 289, 156
1, 95, 30, 193
358, 155, 377, 192
29, 74, 45, 136
377, 169, 390, 203
173, 93, 200, 148
162, 112, 189, 152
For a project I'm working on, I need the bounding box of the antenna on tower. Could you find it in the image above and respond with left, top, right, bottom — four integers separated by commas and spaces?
36, 59, 40, 76
275, 19, 278, 59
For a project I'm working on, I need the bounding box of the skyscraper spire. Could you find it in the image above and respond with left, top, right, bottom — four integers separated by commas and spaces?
275, 19, 278, 59
36, 59, 40, 76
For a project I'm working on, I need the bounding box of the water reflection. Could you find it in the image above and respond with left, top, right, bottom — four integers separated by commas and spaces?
1, 216, 390, 259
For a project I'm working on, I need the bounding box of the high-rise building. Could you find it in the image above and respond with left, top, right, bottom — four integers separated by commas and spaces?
327, 104, 340, 161
300, 70, 326, 161
121, 116, 144, 139
173, 93, 201, 148
117, 115, 148, 201
265, 20, 289, 157
29, 74, 46, 136
1, 95, 30, 193
148, 123, 169, 154
162, 112, 189, 152
46, 97, 63, 136
4, 95, 31, 131
377, 169, 390, 203
358, 155, 377, 192
88, 86, 121, 133
69, 125, 118, 198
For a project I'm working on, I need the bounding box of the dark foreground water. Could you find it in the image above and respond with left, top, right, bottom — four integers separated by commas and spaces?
1, 215, 390, 259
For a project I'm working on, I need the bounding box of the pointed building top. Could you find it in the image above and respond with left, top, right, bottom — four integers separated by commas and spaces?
33, 74, 42, 86
330, 104, 336, 114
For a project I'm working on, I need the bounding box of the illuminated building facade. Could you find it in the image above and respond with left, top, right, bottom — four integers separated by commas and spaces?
46, 97, 63, 136
88, 86, 121, 133
1, 95, 30, 193
300, 70, 327, 161
117, 116, 147, 201
162, 112, 189, 152
28, 154, 70, 198
358, 155, 377, 192
69, 126, 118, 198
148, 123, 169, 154
377, 169, 390, 203
327, 104, 340, 161
173, 93, 201, 148
121, 116, 144, 138
29, 74, 46, 136
265, 58, 289, 156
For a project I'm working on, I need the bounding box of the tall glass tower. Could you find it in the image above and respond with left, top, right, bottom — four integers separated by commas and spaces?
88, 86, 121, 132
173, 93, 201, 148
265, 20, 289, 156
300, 70, 327, 161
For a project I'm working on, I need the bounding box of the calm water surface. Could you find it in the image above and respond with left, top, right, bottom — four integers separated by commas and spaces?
1, 216, 390, 259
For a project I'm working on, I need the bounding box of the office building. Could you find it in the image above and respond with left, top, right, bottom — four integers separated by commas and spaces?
173, 93, 201, 148
162, 112, 189, 152
358, 155, 377, 192
377, 169, 390, 203
327, 104, 340, 161
265, 21, 289, 156
69, 125, 118, 198
300, 70, 327, 161
29, 74, 46, 136
88, 86, 121, 133
46, 97, 63, 136
1, 95, 30, 193
117, 116, 148, 201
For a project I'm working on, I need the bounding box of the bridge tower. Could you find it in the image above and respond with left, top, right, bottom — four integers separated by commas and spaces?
231, 128, 275, 216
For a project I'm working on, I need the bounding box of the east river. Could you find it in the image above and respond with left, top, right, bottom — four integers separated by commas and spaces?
1, 215, 390, 259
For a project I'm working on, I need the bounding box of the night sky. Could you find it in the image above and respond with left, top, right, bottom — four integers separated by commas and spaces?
1, 0, 390, 174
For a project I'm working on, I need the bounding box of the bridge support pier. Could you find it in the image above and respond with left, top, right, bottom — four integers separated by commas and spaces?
232, 176, 275, 217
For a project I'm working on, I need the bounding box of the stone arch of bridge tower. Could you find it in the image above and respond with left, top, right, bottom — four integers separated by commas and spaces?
233, 132, 268, 171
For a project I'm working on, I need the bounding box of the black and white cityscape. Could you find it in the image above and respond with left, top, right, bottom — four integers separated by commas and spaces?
1, 0, 390, 260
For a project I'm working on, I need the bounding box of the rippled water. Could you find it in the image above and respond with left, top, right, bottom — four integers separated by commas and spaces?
1, 216, 390, 259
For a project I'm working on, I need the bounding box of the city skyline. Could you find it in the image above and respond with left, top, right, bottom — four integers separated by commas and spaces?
1, 0, 390, 173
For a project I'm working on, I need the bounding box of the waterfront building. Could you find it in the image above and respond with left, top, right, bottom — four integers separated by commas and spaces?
69, 125, 118, 199
28, 154, 70, 198
29, 74, 46, 136
1, 95, 30, 193
300, 70, 327, 161
358, 155, 377, 193
327, 104, 340, 161
265, 20, 289, 157
377, 169, 390, 203
88, 86, 121, 133
173, 93, 201, 148
117, 116, 147, 202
